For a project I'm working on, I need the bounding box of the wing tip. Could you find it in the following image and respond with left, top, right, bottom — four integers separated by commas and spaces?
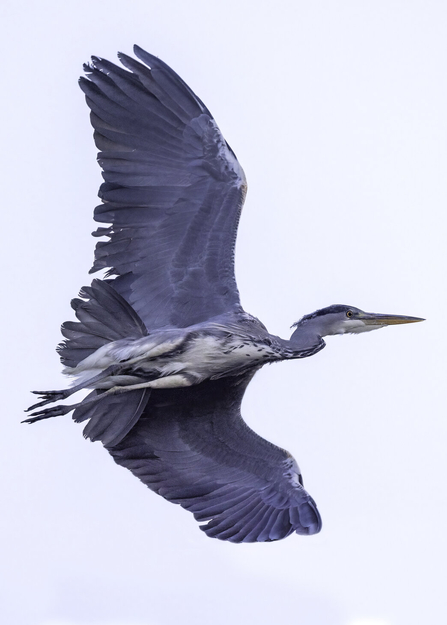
133, 44, 158, 68
198, 498, 322, 543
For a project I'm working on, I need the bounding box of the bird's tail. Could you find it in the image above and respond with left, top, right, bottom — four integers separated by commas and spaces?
25, 279, 151, 447
57, 279, 148, 368
65, 280, 150, 446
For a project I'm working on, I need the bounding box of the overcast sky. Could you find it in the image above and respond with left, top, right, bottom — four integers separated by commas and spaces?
2, 1, 446, 625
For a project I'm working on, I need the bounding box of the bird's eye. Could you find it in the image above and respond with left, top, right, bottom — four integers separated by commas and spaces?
346, 310, 353, 318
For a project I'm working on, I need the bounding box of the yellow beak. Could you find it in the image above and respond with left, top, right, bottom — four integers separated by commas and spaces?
361, 313, 425, 326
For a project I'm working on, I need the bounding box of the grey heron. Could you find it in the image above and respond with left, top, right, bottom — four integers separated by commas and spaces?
25, 46, 423, 543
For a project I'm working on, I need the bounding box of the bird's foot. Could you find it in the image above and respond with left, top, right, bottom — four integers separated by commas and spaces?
22, 403, 74, 424
25, 389, 70, 412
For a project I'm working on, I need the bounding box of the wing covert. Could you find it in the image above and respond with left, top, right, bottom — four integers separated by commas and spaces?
108, 376, 322, 542
80, 45, 247, 330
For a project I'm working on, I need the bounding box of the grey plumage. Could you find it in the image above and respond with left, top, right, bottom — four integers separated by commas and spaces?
25, 46, 423, 543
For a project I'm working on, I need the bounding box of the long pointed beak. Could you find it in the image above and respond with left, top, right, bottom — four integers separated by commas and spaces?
361, 312, 425, 326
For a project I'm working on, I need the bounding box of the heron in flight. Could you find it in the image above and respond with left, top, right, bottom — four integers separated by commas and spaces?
25, 46, 423, 543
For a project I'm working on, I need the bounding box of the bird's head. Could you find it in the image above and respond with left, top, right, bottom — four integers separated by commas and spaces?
292, 304, 424, 338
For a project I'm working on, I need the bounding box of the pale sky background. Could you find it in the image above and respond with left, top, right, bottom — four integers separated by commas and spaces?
1, 1, 446, 625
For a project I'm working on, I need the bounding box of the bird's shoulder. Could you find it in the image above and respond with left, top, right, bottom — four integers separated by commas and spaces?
198, 310, 270, 340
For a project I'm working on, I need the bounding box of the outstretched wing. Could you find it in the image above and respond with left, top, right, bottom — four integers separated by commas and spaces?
108, 376, 321, 543
80, 45, 247, 330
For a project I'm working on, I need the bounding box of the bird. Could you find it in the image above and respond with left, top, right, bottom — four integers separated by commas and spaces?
24, 45, 424, 543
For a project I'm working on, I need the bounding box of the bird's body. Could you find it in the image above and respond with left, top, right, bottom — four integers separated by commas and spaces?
66, 311, 325, 391
68, 317, 276, 390
25, 46, 423, 542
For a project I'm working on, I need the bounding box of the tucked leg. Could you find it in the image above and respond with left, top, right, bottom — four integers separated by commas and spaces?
23, 374, 193, 425
26, 364, 124, 412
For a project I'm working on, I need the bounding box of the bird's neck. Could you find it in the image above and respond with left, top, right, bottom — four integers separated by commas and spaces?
286, 322, 326, 359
